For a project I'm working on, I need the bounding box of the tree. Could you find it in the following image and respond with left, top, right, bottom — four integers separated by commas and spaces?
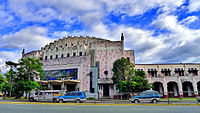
5, 58, 44, 98
0, 73, 4, 84
19, 58, 44, 80
112, 57, 151, 93
0, 73, 11, 96
112, 57, 135, 84
131, 71, 152, 92
4, 69, 16, 97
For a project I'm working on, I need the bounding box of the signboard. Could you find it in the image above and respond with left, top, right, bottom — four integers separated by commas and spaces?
44, 68, 78, 80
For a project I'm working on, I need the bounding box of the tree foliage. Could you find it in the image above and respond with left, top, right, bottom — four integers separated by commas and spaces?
112, 57, 151, 93
0, 58, 44, 98
0, 73, 5, 84
112, 57, 135, 83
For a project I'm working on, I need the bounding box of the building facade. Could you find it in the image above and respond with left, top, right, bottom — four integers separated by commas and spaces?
22, 34, 200, 98
135, 64, 200, 98
22, 34, 135, 98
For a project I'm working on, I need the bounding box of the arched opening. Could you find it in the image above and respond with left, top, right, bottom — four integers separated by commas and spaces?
182, 81, 194, 97
197, 81, 200, 95
167, 82, 179, 97
153, 82, 164, 96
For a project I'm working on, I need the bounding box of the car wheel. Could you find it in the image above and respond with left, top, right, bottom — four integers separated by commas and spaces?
76, 99, 81, 103
29, 98, 34, 102
53, 98, 57, 103
152, 99, 157, 104
134, 99, 139, 103
59, 99, 64, 103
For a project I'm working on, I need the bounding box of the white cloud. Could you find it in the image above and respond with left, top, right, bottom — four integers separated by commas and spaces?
0, 51, 21, 63
6, 0, 186, 26
82, 14, 200, 64
0, 5, 14, 29
0, 26, 52, 52
180, 16, 199, 24
50, 31, 69, 38
188, 0, 200, 12
101, 0, 184, 16
1, 0, 200, 65
0, 51, 21, 73
147, 15, 200, 63
7, 0, 102, 24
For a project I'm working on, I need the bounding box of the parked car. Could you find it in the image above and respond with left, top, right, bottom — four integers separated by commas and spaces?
57, 91, 86, 103
130, 90, 162, 103
197, 97, 200, 102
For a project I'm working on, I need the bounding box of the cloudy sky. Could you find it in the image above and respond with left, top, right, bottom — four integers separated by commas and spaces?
0, 0, 200, 71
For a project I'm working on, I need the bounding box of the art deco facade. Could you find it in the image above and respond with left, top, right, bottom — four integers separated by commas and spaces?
22, 34, 135, 98
22, 34, 200, 98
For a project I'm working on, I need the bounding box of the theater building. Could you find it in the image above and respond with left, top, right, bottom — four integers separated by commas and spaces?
22, 34, 200, 98
22, 34, 135, 98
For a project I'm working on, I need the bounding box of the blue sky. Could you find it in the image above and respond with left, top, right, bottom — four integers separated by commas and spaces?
0, 0, 200, 72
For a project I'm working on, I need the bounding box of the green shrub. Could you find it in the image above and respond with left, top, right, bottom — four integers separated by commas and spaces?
87, 97, 95, 100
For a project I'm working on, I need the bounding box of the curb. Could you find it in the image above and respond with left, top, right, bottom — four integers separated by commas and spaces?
0, 102, 200, 106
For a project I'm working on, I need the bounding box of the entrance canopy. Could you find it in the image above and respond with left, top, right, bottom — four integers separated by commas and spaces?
38, 79, 80, 85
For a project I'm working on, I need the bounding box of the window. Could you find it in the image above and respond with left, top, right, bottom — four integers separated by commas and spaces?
188, 68, 198, 76
45, 56, 48, 60
148, 69, 157, 77
73, 52, 76, 56
65, 93, 72, 96
61, 54, 64, 58
67, 53, 70, 57
77, 92, 82, 96
175, 68, 184, 76
137, 69, 144, 71
50, 55, 53, 59
79, 52, 82, 56
127, 57, 130, 62
56, 55, 58, 59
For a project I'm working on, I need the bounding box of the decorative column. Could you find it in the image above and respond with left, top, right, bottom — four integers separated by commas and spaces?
187, 85, 192, 96
173, 84, 178, 96
163, 78, 168, 98
178, 79, 184, 98
48, 83, 52, 90
159, 84, 163, 95
193, 82, 199, 97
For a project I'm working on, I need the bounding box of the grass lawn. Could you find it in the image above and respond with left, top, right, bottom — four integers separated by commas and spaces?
161, 97, 197, 101
3, 97, 28, 101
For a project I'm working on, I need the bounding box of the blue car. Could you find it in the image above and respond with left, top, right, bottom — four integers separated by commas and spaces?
130, 90, 162, 103
57, 91, 86, 103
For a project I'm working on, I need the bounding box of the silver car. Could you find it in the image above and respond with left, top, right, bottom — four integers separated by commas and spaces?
130, 90, 162, 103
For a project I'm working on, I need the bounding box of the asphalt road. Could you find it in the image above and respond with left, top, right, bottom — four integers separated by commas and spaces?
0, 104, 200, 113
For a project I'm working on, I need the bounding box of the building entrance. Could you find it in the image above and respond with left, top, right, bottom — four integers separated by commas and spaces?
52, 85, 61, 90
103, 84, 110, 97
67, 84, 76, 91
